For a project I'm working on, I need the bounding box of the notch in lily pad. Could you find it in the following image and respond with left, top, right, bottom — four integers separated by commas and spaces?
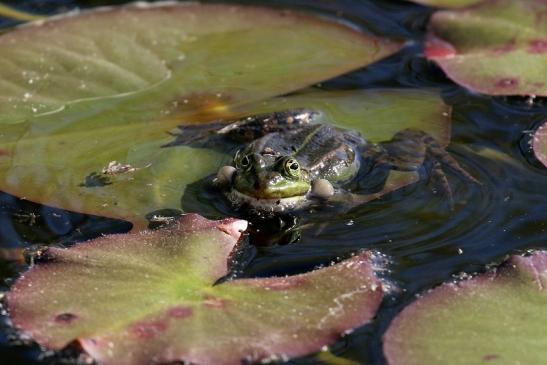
384, 250, 547, 365
7, 214, 385, 365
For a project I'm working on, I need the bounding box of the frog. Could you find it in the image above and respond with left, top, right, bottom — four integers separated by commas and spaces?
170, 109, 478, 216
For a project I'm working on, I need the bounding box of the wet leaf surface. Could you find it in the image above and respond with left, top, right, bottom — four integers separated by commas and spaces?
533, 121, 547, 168
0, 86, 450, 229
383, 251, 547, 365
7, 214, 384, 365
425, 0, 547, 96
0, 2, 405, 229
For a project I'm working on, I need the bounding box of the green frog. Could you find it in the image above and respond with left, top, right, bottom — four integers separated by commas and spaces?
172, 109, 477, 215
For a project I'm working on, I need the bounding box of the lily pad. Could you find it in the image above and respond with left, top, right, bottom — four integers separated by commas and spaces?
0, 85, 450, 229
0, 2, 405, 229
425, 0, 547, 96
384, 251, 547, 365
7, 214, 385, 365
406, 0, 482, 8
533, 121, 547, 168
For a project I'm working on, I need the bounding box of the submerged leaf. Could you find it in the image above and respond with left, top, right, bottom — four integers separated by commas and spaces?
425, 0, 547, 96
533, 121, 547, 168
383, 251, 547, 365
8, 214, 384, 365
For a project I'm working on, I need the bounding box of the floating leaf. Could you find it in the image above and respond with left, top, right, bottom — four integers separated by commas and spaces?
533, 121, 547, 168
0, 86, 449, 229
384, 251, 547, 365
425, 0, 547, 96
0, 2, 404, 229
405, 0, 482, 8
0, 2, 400, 123
8, 214, 384, 365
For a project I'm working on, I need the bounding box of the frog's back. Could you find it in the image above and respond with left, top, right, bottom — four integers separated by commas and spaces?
250, 123, 362, 184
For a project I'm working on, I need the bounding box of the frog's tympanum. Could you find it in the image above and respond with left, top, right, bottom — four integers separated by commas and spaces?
173, 110, 477, 215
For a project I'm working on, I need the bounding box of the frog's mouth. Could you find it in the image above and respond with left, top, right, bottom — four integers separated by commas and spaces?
225, 188, 309, 213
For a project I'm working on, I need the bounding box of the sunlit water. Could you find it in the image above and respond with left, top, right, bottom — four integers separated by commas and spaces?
1, 1, 547, 364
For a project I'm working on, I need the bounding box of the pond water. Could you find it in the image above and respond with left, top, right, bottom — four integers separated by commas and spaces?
1, 0, 546, 364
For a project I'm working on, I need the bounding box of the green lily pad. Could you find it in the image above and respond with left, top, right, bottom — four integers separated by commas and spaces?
0, 2, 405, 229
406, 0, 482, 8
0, 86, 449, 229
533, 121, 547, 168
7, 214, 385, 365
383, 251, 547, 365
0, 2, 400, 123
425, 0, 547, 96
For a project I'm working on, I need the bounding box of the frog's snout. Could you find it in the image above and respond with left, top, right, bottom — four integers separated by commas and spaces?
255, 171, 284, 190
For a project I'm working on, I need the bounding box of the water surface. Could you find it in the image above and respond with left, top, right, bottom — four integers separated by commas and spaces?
0, 1, 546, 364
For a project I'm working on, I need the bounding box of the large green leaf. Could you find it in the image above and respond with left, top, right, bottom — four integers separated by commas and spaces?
0, 2, 405, 229
0, 88, 449, 229
0, 2, 400, 123
425, 0, 547, 96
8, 214, 385, 365
383, 251, 547, 365
533, 121, 547, 168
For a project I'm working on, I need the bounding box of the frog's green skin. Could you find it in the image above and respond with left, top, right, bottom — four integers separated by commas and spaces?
175, 109, 477, 214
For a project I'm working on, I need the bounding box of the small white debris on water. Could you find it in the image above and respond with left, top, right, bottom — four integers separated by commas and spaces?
101, 161, 150, 175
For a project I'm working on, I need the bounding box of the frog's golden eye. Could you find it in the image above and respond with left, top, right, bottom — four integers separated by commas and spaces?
284, 158, 300, 177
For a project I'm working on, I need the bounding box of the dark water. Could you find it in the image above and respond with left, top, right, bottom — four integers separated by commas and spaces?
1, 1, 546, 364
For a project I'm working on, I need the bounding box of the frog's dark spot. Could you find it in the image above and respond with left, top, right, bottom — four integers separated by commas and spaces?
482, 354, 500, 362
131, 319, 168, 339
167, 306, 193, 319
528, 39, 547, 54
495, 78, 519, 88
79, 172, 112, 187
0, 149, 10, 157
203, 295, 230, 309
54, 313, 78, 324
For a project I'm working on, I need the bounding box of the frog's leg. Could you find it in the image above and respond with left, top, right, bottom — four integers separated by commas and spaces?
376, 129, 478, 206
165, 109, 317, 149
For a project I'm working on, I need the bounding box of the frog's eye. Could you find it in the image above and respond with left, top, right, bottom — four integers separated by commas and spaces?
234, 151, 252, 171
284, 158, 300, 177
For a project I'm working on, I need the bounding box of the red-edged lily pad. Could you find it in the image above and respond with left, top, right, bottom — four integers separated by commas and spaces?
425, 0, 547, 96
533, 121, 547, 168
8, 214, 385, 365
384, 251, 547, 365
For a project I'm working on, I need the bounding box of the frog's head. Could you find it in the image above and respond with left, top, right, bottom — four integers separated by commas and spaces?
231, 148, 311, 200
215, 144, 335, 212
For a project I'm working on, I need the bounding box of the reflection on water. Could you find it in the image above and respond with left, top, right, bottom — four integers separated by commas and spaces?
1, 1, 547, 365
